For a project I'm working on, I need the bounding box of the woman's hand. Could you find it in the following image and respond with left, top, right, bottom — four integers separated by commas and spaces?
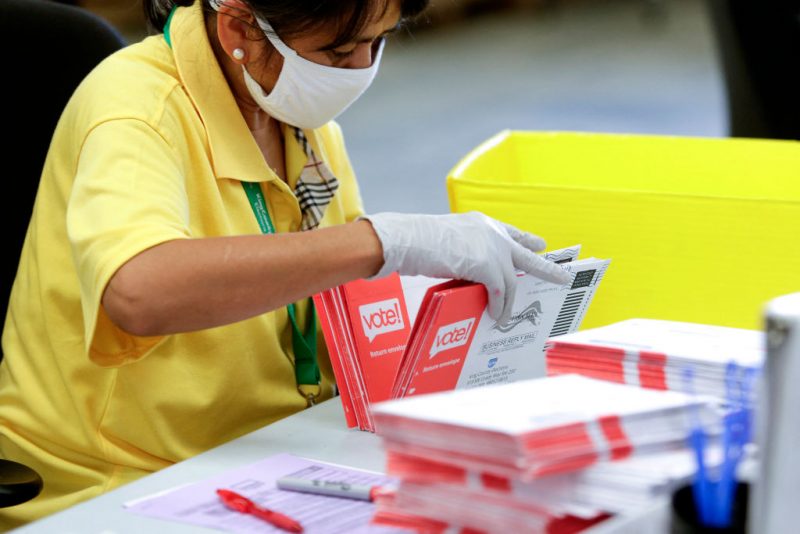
362, 212, 571, 324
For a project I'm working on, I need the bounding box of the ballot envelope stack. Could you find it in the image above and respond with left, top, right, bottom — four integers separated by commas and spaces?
314, 245, 610, 432
370, 374, 720, 534
545, 319, 765, 401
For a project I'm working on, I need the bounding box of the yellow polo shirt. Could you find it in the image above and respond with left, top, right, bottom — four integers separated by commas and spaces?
0, 2, 364, 527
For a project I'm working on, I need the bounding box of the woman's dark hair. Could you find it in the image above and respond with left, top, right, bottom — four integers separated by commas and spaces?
144, 0, 429, 49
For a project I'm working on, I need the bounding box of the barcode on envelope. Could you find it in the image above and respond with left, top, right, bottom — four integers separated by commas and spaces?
549, 291, 586, 337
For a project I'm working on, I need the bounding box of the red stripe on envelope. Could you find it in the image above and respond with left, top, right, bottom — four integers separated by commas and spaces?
480, 472, 512, 492
386, 451, 467, 484
546, 345, 627, 384
638, 351, 667, 390
598, 415, 633, 460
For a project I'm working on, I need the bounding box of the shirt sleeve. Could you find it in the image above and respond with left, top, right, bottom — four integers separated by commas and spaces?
67, 118, 191, 367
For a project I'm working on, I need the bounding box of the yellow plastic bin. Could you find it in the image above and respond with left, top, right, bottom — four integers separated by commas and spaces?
447, 131, 800, 330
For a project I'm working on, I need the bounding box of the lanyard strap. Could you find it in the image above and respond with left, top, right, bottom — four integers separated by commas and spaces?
242, 182, 321, 391
163, 8, 321, 404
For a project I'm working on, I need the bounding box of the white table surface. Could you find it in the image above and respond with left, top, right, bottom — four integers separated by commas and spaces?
13, 399, 669, 533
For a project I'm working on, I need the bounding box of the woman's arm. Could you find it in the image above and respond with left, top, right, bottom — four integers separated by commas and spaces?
102, 219, 383, 336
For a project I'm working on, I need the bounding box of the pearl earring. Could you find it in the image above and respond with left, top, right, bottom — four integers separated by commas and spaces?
232, 48, 245, 61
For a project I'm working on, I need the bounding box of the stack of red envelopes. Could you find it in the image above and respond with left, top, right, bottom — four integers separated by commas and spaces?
546, 319, 764, 400
314, 246, 610, 431
370, 374, 718, 533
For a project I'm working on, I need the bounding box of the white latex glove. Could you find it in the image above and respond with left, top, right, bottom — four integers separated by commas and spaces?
361, 212, 572, 324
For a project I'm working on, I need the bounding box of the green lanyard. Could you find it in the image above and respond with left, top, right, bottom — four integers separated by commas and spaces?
241, 183, 321, 393
164, 8, 321, 405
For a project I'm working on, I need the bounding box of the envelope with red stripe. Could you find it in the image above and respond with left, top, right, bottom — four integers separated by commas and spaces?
315, 246, 610, 432
372, 374, 714, 479
545, 318, 764, 400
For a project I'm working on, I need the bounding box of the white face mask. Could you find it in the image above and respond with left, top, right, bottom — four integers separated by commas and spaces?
212, 2, 384, 129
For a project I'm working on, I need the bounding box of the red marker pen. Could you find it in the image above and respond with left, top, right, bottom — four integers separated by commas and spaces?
217, 489, 303, 533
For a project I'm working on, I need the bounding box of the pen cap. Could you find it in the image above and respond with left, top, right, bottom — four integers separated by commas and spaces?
750, 293, 800, 534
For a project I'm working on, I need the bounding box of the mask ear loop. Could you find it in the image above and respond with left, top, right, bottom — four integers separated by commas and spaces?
253, 15, 296, 60
255, 12, 386, 72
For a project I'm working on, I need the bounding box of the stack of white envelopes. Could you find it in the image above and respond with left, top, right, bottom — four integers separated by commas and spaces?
371, 374, 718, 533
546, 319, 764, 400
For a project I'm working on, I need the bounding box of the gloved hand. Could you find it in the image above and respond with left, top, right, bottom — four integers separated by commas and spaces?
361, 212, 572, 324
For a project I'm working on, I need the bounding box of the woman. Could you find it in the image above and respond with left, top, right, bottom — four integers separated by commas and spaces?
0, 0, 568, 526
